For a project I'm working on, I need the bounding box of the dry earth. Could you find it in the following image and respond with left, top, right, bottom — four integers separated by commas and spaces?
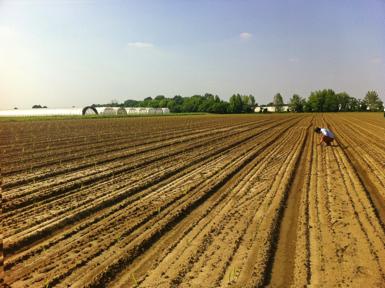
1, 113, 384, 287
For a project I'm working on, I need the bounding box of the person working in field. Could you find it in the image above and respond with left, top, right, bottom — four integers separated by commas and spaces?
314, 127, 335, 146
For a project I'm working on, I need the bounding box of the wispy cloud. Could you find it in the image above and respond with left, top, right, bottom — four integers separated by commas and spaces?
239, 32, 252, 40
127, 42, 154, 48
370, 57, 382, 64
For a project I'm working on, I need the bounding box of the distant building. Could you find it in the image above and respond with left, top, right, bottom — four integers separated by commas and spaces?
254, 105, 290, 113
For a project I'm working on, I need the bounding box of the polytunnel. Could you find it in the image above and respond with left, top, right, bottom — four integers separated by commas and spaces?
154, 108, 163, 114
147, 108, 156, 114
0, 106, 171, 117
127, 108, 138, 114
138, 108, 148, 114
103, 107, 118, 115
82, 106, 98, 115
117, 107, 127, 115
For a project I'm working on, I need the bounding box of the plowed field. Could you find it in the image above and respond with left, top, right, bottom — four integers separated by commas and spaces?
1, 113, 384, 287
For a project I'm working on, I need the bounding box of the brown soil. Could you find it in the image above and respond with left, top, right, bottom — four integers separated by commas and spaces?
1, 113, 384, 287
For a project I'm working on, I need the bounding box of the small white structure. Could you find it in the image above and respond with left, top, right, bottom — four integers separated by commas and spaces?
154, 108, 163, 114
117, 107, 127, 115
127, 108, 139, 114
95, 107, 107, 114
278, 105, 290, 112
138, 108, 148, 114
123, 107, 170, 115
82, 106, 98, 115
103, 107, 118, 115
147, 108, 156, 114
94, 107, 118, 115
254, 105, 290, 113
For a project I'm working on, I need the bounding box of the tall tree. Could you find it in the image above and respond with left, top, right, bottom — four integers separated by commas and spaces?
229, 94, 243, 113
273, 93, 284, 112
364, 90, 383, 111
307, 89, 336, 112
308, 91, 323, 112
289, 94, 304, 112
347, 97, 359, 111
173, 95, 183, 104
323, 89, 338, 112
240, 95, 254, 112
336, 92, 351, 111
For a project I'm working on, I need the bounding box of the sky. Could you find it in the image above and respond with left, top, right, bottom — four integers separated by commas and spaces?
0, 0, 384, 109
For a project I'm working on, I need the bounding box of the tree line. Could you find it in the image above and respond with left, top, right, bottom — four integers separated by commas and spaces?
92, 89, 383, 113
288, 90, 383, 112
94, 94, 256, 114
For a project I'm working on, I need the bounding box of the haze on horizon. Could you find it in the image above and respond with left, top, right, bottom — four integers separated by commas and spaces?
0, 0, 384, 110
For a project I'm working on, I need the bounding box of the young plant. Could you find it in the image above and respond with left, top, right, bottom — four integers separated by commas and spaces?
131, 272, 138, 286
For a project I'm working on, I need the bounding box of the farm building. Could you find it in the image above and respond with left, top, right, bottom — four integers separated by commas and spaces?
254, 105, 290, 113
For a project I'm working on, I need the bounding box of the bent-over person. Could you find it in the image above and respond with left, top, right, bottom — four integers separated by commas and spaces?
314, 127, 335, 146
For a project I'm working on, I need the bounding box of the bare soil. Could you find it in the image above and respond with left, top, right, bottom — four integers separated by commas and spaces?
1, 113, 384, 287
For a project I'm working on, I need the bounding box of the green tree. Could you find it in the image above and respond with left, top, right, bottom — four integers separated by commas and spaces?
167, 101, 178, 112
123, 99, 139, 107
168, 95, 183, 112
273, 93, 284, 112
289, 94, 304, 112
159, 99, 168, 108
303, 100, 312, 112
307, 89, 336, 112
336, 92, 351, 111
308, 91, 322, 112
364, 91, 383, 111
173, 95, 183, 105
239, 94, 255, 112
203, 93, 215, 101
247, 95, 256, 111
229, 94, 243, 113
357, 99, 367, 111
323, 90, 338, 112
181, 98, 195, 112
347, 97, 360, 111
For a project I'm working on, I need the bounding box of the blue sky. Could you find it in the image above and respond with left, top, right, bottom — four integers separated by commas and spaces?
0, 0, 384, 109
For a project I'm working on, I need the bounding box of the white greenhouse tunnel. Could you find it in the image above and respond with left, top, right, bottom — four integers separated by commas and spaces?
0, 107, 170, 117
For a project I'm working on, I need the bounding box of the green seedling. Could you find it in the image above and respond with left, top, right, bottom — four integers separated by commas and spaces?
131, 272, 138, 286
228, 267, 239, 284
